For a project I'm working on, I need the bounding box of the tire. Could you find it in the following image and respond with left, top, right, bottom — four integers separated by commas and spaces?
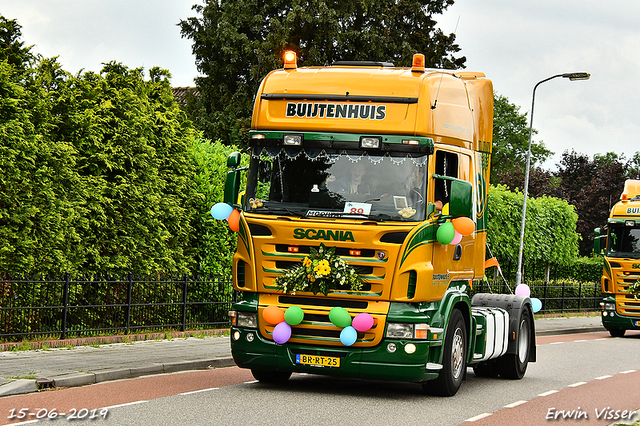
423, 309, 467, 396
251, 369, 292, 383
608, 328, 626, 338
473, 361, 500, 378
498, 308, 532, 379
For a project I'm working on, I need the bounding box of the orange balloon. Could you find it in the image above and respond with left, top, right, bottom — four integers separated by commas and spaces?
452, 217, 475, 236
263, 305, 285, 325
227, 209, 240, 232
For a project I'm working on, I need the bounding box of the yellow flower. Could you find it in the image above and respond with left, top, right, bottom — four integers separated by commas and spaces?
303, 257, 312, 267
314, 259, 331, 276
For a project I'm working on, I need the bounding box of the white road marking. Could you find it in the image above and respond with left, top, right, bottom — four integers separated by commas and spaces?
179, 387, 219, 395
538, 390, 558, 397
596, 375, 612, 380
466, 413, 492, 422
102, 400, 149, 409
504, 400, 528, 408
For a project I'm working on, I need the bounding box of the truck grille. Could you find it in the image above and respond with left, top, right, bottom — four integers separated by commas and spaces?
258, 294, 389, 347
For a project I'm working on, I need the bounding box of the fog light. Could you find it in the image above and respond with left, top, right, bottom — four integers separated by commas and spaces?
246, 332, 254, 342
359, 136, 381, 149
283, 134, 302, 146
405, 343, 417, 354
387, 342, 397, 353
233, 331, 241, 341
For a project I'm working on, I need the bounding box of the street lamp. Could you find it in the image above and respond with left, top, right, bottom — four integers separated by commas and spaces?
515, 72, 590, 287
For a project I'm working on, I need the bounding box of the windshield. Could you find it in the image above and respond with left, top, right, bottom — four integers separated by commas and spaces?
245, 147, 428, 222
607, 224, 640, 259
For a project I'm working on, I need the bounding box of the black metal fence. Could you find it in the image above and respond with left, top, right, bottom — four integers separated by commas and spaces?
472, 279, 601, 313
1, 272, 602, 342
0, 273, 233, 341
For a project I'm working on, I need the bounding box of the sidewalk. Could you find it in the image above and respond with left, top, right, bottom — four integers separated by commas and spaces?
0, 315, 605, 398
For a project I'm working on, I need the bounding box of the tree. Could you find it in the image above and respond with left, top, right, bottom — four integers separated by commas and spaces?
554, 150, 627, 255
179, 0, 465, 145
486, 185, 579, 282
0, 48, 202, 273
0, 16, 34, 73
626, 151, 640, 180
491, 93, 552, 184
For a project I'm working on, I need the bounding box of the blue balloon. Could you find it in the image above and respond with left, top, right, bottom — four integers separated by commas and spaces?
340, 326, 358, 346
531, 297, 542, 313
210, 202, 233, 220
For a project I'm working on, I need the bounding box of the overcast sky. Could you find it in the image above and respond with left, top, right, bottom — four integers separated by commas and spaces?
2, 0, 639, 170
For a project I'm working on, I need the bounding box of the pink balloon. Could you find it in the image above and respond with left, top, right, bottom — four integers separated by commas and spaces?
449, 231, 462, 245
352, 313, 374, 332
515, 284, 531, 297
272, 321, 291, 344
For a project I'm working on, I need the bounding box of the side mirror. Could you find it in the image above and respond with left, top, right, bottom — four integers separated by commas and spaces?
594, 227, 603, 255
227, 151, 241, 168
224, 151, 242, 205
449, 178, 473, 218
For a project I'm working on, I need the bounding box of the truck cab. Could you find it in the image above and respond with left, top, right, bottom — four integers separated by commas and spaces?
223, 52, 535, 395
595, 179, 640, 336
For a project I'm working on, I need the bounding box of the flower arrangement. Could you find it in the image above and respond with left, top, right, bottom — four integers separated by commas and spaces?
628, 279, 640, 300
275, 243, 364, 296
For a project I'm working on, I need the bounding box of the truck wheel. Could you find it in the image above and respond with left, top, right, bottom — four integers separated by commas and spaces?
251, 369, 292, 383
498, 308, 532, 380
423, 309, 467, 396
608, 329, 626, 338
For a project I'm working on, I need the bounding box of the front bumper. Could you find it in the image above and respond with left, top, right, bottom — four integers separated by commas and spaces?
601, 308, 640, 331
230, 326, 442, 383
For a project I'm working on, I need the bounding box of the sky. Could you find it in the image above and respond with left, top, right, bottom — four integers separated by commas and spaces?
2, 0, 639, 170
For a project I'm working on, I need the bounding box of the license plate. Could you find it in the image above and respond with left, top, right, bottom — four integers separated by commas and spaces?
295, 354, 340, 368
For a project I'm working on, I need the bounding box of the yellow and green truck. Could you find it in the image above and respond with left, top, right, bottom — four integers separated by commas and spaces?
595, 179, 640, 337
223, 52, 536, 396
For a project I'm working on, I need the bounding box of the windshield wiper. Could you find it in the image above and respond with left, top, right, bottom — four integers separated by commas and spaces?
259, 206, 308, 218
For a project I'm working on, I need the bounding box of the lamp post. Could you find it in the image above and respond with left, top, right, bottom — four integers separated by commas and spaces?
515, 72, 590, 287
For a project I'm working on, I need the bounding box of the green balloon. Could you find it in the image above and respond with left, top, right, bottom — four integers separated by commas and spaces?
284, 306, 304, 325
329, 307, 352, 328
436, 222, 455, 245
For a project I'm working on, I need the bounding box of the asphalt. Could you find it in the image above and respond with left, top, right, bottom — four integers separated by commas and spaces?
0, 315, 606, 398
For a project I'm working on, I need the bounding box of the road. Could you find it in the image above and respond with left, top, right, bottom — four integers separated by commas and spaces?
1, 331, 639, 426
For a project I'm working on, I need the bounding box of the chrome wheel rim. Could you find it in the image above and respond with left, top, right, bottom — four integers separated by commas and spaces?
518, 319, 529, 363
451, 328, 464, 379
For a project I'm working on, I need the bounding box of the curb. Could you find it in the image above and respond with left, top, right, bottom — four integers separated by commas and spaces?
0, 357, 236, 398
536, 326, 606, 336
0, 329, 230, 352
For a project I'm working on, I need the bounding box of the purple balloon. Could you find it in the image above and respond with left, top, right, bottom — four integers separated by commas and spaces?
272, 321, 291, 344
352, 313, 374, 332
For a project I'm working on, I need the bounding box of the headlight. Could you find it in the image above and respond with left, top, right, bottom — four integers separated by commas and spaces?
232, 311, 257, 328
604, 302, 616, 311
386, 323, 413, 339
385, 323, 430, 339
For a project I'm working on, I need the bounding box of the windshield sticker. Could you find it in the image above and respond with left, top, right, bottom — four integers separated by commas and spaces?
286, 102, 386, 120
343, 202, 372, 216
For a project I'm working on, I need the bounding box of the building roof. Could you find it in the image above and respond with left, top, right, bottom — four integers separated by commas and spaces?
171, 87, 200, 107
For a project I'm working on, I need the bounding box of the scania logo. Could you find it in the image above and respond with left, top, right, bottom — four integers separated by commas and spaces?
293, 228, 355, 242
